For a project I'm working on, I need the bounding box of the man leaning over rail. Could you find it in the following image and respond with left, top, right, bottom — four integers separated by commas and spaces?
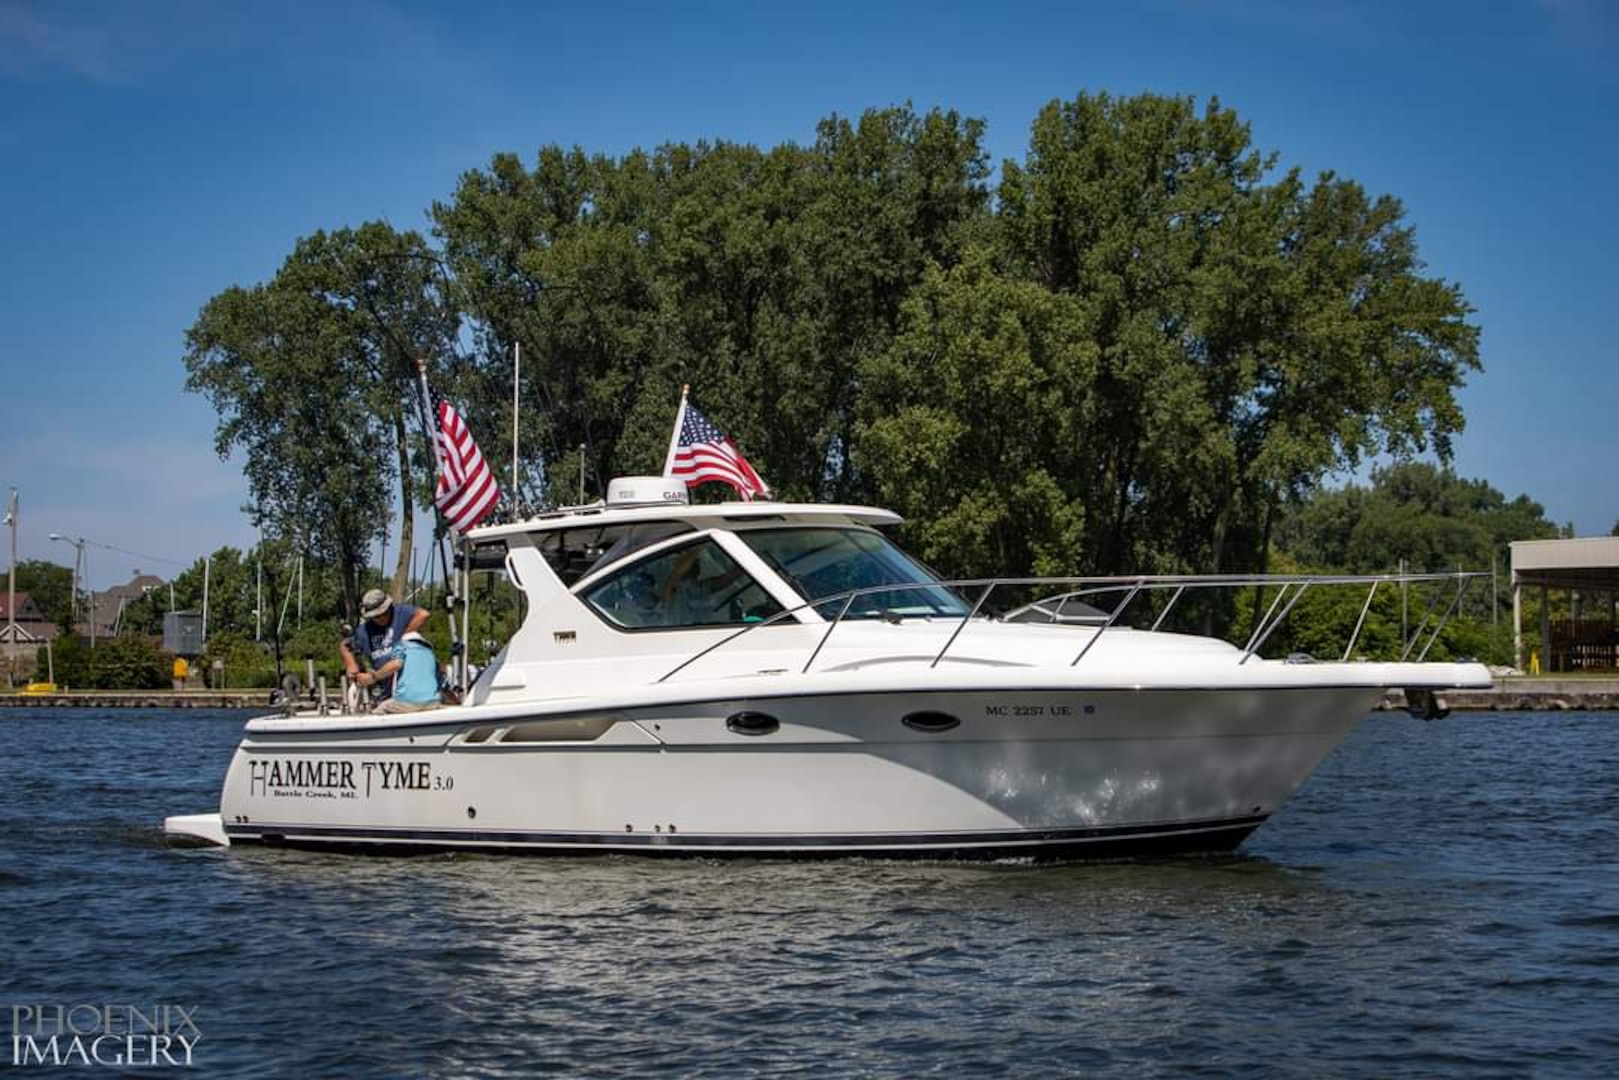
341, 588, 430, 703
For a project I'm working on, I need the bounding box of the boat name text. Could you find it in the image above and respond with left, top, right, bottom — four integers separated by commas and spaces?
250, 759, 452, 798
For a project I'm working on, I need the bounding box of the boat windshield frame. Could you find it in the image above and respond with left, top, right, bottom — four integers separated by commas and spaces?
736, 525, 971, 621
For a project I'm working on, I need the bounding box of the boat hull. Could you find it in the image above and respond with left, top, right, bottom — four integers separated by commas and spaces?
199, 686, 1379, 859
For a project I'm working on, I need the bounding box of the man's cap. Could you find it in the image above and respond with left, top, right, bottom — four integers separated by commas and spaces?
361, 589, 393, 619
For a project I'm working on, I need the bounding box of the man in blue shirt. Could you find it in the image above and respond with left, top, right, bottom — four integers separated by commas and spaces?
340, 588, 430, 701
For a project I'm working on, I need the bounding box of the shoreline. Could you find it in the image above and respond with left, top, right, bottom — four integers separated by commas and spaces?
1378, 677, 1619, 712
0, 690, 274, 709
4, 677, 1618, 711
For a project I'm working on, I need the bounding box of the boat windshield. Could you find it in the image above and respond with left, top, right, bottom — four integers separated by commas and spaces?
740, 527, 969, 620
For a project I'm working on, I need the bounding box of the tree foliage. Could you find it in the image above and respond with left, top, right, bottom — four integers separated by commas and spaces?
40, 633, 169, 690
186, 93, 1483, 598
1277, 462, 1557, 574
430, 106, 991, 504
986, 92, 1479, 576
1260, 465, 1558, 664
184, 224, 456, 618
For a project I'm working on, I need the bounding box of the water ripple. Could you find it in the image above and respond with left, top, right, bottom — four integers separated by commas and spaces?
1, 709, 1617, 1076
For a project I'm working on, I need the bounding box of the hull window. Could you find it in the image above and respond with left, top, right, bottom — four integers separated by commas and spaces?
500, 717, 617, 743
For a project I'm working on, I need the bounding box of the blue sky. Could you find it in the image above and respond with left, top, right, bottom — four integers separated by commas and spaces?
2, 0, 1614, 586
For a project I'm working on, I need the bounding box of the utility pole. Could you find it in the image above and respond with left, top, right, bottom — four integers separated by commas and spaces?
1491, 548, 1499, 629
255, 531, 263, 643
202, 555, 211, 646
48, 533, 87, 644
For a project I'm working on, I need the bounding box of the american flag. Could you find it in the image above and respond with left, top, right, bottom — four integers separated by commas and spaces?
432, 392, 500, 533
667, 400, 770, 500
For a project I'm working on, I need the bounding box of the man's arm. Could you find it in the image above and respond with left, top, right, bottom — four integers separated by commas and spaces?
339, 637, 362, 679
406, 606, 431, 634
357, 655, 402, 689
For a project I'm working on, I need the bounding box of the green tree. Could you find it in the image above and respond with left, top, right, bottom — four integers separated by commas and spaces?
1277, 462, 1557, 573
185, 223, 456, 618
856, 247, 1093, 577
89, 635, 170, 690
187, 93, 1483, 607
39, 633, 89, 688
432, 105, 990, 503
37, 633, 169, 690
992, 92, 1479, 578
1269, 464, 1555, 664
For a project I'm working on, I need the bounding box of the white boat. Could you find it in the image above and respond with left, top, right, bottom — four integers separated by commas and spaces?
164, 478, 1491, 859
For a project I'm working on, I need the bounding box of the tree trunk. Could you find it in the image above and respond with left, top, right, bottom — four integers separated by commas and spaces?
1205, 484, 1237, 635
392, 410, 414, 599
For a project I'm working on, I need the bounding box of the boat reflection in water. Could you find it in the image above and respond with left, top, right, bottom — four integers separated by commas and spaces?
165, 477, 1489, 860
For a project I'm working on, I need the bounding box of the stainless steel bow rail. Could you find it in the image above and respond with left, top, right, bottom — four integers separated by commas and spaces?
657, 571, 1487, 683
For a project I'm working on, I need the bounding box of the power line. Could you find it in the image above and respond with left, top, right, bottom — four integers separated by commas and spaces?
79, 538, 190, 568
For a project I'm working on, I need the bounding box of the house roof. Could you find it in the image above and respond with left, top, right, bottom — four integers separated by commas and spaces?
0, 621, 52, 643
0, 591, 44, 621
102, 574, 166, 601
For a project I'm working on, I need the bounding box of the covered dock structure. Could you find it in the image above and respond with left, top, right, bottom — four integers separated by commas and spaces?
1511, 537, 1619, 673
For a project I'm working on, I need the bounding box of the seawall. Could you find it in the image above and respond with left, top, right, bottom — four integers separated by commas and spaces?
1381, 678, 1619, 711
0, 690, 273, 709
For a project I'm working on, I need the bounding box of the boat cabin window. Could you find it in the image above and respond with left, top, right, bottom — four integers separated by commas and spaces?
739, 527, 970, 620
539, 521, 696, 584
582, 538, 784, 630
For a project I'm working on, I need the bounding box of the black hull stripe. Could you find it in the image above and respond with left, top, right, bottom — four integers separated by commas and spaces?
222, 814, 1267, 859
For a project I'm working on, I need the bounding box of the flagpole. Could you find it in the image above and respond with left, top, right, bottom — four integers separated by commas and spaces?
662, 385, 689, 477
412, 359, 465, 688
511, 341, 521, 514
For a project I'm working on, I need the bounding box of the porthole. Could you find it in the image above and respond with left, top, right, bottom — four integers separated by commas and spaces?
726, 711, 780, 736
902, 711, 960, 733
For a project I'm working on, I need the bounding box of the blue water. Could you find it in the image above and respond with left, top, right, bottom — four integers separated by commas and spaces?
2, 708, 1617, 1077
